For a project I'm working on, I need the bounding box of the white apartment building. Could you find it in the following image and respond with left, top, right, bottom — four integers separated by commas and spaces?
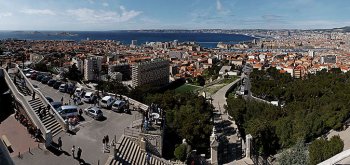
84, 56, 103, 81
71, 57, 84, 73
131, 59, 169, 87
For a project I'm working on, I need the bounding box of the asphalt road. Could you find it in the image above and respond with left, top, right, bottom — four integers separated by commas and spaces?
13, 78, 137, 165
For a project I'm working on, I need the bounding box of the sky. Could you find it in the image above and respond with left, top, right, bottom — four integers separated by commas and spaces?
0, 0, 349, 30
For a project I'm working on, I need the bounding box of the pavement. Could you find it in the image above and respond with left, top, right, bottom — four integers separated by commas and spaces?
0, 115, 38, 157
211, 77, 249, 163
11, 78, 137, 165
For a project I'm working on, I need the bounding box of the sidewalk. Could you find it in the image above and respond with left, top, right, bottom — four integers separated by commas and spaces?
0, 115, 38, 157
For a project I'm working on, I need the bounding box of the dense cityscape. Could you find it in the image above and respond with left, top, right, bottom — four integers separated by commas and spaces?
2, 0, 350, 165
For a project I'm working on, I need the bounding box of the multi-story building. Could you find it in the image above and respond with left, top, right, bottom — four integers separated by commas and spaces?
108, 63, 131, 81
84, 56, 102, 81
132, 59, 169, 87
71, 57, 84, 73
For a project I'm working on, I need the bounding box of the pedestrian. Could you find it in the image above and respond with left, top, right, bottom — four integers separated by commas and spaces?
71, 145, 76, 158
61, 96, 64, 104
102, 136, 106, 152
13, 75, 16, 83
146, 152, 151, 165
79, 109, 83, 116
32, 92, 36, 100
39, 106, 44, 119
77, 147, 82, 160
105, 135, 109, 147
58, 137, 62, 151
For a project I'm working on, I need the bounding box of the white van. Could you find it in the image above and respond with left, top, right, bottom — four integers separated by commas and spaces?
83, 92, 94, 103
112, 100, 126, 112
100, 96, 115, 109
74, 88, 83, 97
57, 105, 78, 118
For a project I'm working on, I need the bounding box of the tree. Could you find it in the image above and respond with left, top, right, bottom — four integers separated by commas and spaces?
278, 140, 308, 165
174, 144, 188, 161
65, 63, 82, 81
309, 136, 344, 165
33, 62, 48, 72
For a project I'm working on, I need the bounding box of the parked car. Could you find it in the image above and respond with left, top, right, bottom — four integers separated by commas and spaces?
57, 105, 78, 118
45, 96, 54, 103
41, 76, 51, 84
111, 100, 127, 112
74, 88, 83, 97
84, 106, 103, 120
83, 92, 94, 103
36, 74, 45, 81
50, 101, 62, 110
25, 73, 32, 78
47, 79, 56, 86
30, 73, 38, 80
59, 83, 68, 92
100, 96, 115, 109
67, 84, 75, 94
53, 81, 62, 89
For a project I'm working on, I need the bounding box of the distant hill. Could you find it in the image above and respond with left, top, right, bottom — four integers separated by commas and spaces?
312, 26, 350, 32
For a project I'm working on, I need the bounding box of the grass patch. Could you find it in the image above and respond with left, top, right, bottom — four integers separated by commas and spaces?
175, 84, 202, 93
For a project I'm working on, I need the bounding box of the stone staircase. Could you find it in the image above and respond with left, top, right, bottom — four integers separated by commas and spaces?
28, 98, 62, 136
110, 135, 167, 165
11, 75, 32, 96
9, 73, 62, 136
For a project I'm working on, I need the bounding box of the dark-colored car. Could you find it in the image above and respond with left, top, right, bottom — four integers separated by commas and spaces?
45, 96, 54, 103
41, 76, 51, 84
30, 73, 38, 80
36, 74, 45, 81
50, 102, 63, 110
67, 84, 75, 94
53, 81, 62, 89
47, 79, 56, 86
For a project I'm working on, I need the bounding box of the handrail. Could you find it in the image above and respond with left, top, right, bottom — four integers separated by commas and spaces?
15, 65, 66, 130
2, 68, 48, 139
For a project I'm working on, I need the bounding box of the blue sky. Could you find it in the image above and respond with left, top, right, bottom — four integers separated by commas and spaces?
0, 0, 349, 30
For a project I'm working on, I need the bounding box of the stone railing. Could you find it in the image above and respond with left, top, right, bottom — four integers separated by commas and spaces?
2, 68, 48, 140
16, 65, 66, 131
318, 149, 350, 165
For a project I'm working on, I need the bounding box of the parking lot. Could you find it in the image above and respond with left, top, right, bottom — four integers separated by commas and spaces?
13, 78, 139, 165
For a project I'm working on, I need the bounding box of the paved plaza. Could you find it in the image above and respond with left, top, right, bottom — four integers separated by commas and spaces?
10, 78, 137, 165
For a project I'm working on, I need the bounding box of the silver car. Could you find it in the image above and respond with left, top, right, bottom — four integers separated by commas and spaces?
84, 106, 103, 120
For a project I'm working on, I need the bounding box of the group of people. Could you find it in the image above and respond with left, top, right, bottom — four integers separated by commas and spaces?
14, 110, 42, 142
56, 137, 83, 161
38, 104, 52, 119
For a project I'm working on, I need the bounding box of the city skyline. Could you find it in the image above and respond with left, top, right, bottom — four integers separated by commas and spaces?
0, 0, 350, 30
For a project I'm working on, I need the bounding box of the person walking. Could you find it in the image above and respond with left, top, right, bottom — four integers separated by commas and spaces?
61, 96, 64, 104
105, 135, 109, 147
102, 136, 106, 152
58, 137, 62, 151
77, 147, 82, 160
79, 109, 83, 117
32, 92, 36, 100
146, 152, 151, 165
71, 145, 76, 158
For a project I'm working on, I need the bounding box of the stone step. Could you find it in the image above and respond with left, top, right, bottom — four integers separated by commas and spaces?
125, 140, 137, 164
119, 138, 132, 163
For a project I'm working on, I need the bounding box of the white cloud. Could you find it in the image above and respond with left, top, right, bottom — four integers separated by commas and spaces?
67, 6, 142, 24
102, 2, 109, 7
0, 12, 12, 18
216, 0, 222, 11
21, 9, 56, 15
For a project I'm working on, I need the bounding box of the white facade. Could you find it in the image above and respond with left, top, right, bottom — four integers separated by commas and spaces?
71, 57, 84, 73
84, 56, 102, 81
132, 59, 169, 87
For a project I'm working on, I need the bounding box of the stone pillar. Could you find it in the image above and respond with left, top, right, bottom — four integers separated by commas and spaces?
210, 127, 219, 165
246, 134, 253, 158
140, 137, 146, 152
45, 130, 52, 148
